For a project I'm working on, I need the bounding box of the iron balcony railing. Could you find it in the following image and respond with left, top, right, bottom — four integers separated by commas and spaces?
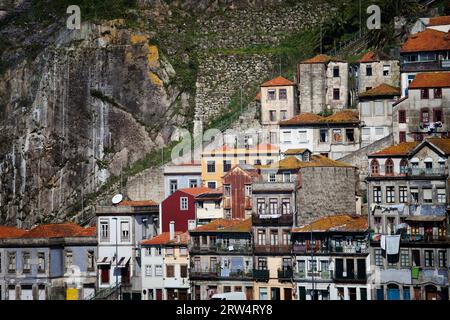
253, 269, 270, 281
408, 167, 446, 176
292, 244, 368, 255
189, 244, 252, 254
401, 233, 449, 243
294, 270, 333, 281
190, 268, 253, 280
277, 269, 294, 281
253, 244, 291, 254
334, 272, 367, 283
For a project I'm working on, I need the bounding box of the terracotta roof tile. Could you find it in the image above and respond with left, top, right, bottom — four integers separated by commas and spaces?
428, 16, 450, 26
280, 110, 359, 126
119, 200, 158, 206
190, 218, 252, 233
293, 214, 368, 233
301, 54, 344, 64
426, 137, 450, 155
358, 50, 394, 63
370, 142, 419, 156
261, 76, 294, 87
0, 226, 27, 239
141, 231, 189, 246
409, 72, 450, 89
179, 187, 214, 196
358, 83, 401, 98
401, 29, 450, 53
22, 223, 96, 238
261, 155, 354, 170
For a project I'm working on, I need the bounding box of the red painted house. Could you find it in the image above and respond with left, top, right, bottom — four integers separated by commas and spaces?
161, 187, 212, 232
222, 165, 260, 219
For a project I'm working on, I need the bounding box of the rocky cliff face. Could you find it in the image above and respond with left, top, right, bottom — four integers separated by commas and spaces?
0, 16, 190, 226
0, 0, 334, 227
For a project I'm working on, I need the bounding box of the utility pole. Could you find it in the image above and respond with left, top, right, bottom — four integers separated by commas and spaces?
320, 22, 322, 54
240, 88, 243, 114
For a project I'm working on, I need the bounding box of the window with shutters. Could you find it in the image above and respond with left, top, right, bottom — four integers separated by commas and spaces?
180, 265, 188, 278
22, 252, 31, 273
423, 189, 432, 203
121, 221, 130, 241
166, 265, 175, 277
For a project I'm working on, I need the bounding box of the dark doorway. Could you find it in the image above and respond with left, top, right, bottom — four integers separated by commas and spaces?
284, 288, 292, 300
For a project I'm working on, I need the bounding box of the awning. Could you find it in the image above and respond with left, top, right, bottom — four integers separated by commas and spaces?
405, 216, 446, 222
97, 257, 111, 265
117, 257, 131, 268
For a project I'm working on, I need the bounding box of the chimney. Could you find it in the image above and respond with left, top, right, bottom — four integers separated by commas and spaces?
169, 221, 175, 241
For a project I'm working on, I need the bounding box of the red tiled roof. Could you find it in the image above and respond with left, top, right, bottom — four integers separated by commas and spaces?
358, 83, 401, 98
261, 76, 294, 87
191, 218, 251, 233
370, 142, 419, 156
400, 29, 450, 53
179, 187, 213, 196
280, 110, 359, 126
409, 72, 450, 89
141, 231, 189, 246
0, 226, 27, 239
358, 50, 394, 63
426, 137, 450, 155
301, 54, 344, 64
22, 223, 96, 238
119, 200, 158, 206
293, 214, 368, 233
261, 155, 354, 170
428, 16, 450, 26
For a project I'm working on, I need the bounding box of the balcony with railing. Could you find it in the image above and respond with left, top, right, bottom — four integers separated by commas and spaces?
292, 243, 368, 255
294, 270, 333, 281
252, 213, 293, 226
189, 267, 219, 280
401, 59, 450, 72
253, 244, 291, 255
400, 233, 449, 243
408, 167, 446, 177
189, 243, 252, 254
277, 269, 294, 281
334, 272, 367, 284
253, 269, 270, 281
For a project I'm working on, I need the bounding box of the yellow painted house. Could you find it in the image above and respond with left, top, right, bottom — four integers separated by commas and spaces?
201, 144, 280, 188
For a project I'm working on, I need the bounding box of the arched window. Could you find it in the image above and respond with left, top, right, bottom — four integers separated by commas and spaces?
385, 159, 394, 175
400, 159, 408, 174
371, 159, 380, 175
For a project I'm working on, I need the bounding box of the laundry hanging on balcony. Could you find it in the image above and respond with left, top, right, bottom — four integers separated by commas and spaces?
380, 235, 401, 255
380, 204, 406, 214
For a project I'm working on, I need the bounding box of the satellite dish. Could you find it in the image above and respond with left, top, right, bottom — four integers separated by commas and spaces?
112, 194, 123, 205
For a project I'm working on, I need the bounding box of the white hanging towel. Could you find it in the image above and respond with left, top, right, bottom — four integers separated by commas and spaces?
380, 235, 386, 250
386, 235, 401, 255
